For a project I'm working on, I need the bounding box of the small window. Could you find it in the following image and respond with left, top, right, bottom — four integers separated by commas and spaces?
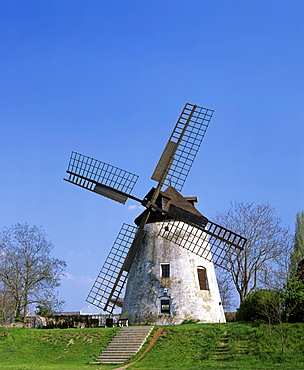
161, 263, 170, 278
197, 267, 209, 290
160, 299, 170, 314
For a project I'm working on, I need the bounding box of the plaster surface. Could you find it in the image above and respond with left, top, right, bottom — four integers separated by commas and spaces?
121, 222, 225, 325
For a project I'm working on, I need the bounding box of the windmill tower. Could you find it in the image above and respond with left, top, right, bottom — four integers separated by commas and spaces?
64, 103, 246, 325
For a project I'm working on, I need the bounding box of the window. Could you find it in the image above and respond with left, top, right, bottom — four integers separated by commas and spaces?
160, 299, 170, 314
197, 267, 209, 290
161, 263, 170, 278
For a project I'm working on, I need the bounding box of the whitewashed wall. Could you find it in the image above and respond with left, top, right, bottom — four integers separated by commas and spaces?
121, 222, 225, 325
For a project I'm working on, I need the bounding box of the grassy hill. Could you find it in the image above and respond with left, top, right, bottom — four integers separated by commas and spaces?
0, 322, 303, 369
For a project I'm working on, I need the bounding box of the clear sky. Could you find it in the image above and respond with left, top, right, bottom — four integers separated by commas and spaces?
0, 0, 303, 311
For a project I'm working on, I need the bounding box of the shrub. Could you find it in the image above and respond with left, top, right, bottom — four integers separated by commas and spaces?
282, 278, 304, 323
225, 312, 236, 322
236, 289, 281, 324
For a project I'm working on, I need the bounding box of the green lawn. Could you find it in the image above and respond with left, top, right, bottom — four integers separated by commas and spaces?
0, 322, 304, 369
0, 326, 119, 369
130, 322, 304, 370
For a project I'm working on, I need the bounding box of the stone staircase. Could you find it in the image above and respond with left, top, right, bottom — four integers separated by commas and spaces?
209, 330, 253, 361
93, 326, 154, 364
210, 330, 231, 361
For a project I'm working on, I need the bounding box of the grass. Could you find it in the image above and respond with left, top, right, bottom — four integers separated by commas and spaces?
128, 322, 304, 369
0, 322, 304, 369
0, 326, 119, 369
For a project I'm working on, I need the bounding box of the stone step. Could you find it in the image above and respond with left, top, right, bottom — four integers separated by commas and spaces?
112, 330, 152, 335
109, 339, 148, 344
112, 336, 149, 340
109, 337, 150, 343
97, 355, 135, 361
112, 335, 151, 340
98, 353, 135, 356
104, 348, 141, 353
114, 331, 152, 336
106, 344, 141, 350
99, 350, 139, 355
95, 325, 154, 364
97, 355, 136, 360
109, 340, 146, 346
97, 356, 136, 360
97, 358, 128, 365
117, 328, 152, 330
114, 332, 151, 335
116, 327, 153, 332
107, 340, 144, 345
111, 335, 150, 340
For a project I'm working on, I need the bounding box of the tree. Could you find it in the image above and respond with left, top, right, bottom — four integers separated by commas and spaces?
0, 282, 15, 335
216, 271, 234, 311
289, 211, 304, 278
282, 278, 304, 322
214, 203, 291, 305
0, 223, 66, 323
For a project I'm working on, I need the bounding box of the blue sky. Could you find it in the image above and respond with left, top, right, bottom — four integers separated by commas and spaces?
0, 1, 303, 311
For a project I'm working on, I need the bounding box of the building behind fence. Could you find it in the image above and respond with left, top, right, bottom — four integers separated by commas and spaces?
24, 311, 121, 329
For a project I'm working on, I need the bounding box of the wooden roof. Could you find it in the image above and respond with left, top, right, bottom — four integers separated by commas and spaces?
160, 186, 203, 216
135, 186, 206, 226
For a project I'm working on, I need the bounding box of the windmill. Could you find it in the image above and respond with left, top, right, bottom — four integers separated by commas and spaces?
64, 103, 246, 324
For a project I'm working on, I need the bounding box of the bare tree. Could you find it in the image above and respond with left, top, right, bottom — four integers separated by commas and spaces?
216, 269, 234, 311
0, 283, 15, 335
0, 223, 66, 323
214, 203, 292, 305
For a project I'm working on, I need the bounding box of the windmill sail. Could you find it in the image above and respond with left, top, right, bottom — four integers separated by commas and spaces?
64, 152, 139, 204
158, 218, 246, 270
152, 103, 213, 191
86, 223, 138, 312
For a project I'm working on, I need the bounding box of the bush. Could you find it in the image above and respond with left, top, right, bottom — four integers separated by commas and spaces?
236, 289, 281, 324
225, 312, 236, 322
283, 278, 304, 323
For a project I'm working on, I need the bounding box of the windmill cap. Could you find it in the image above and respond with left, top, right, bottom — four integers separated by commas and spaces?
135, 186, 207, 226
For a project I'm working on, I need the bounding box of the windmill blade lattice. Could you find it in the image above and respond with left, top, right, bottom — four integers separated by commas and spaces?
158, 219, 246, 270
87, 223, 138, 312
152, 103, 213, 192
65, 152, 139, 204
